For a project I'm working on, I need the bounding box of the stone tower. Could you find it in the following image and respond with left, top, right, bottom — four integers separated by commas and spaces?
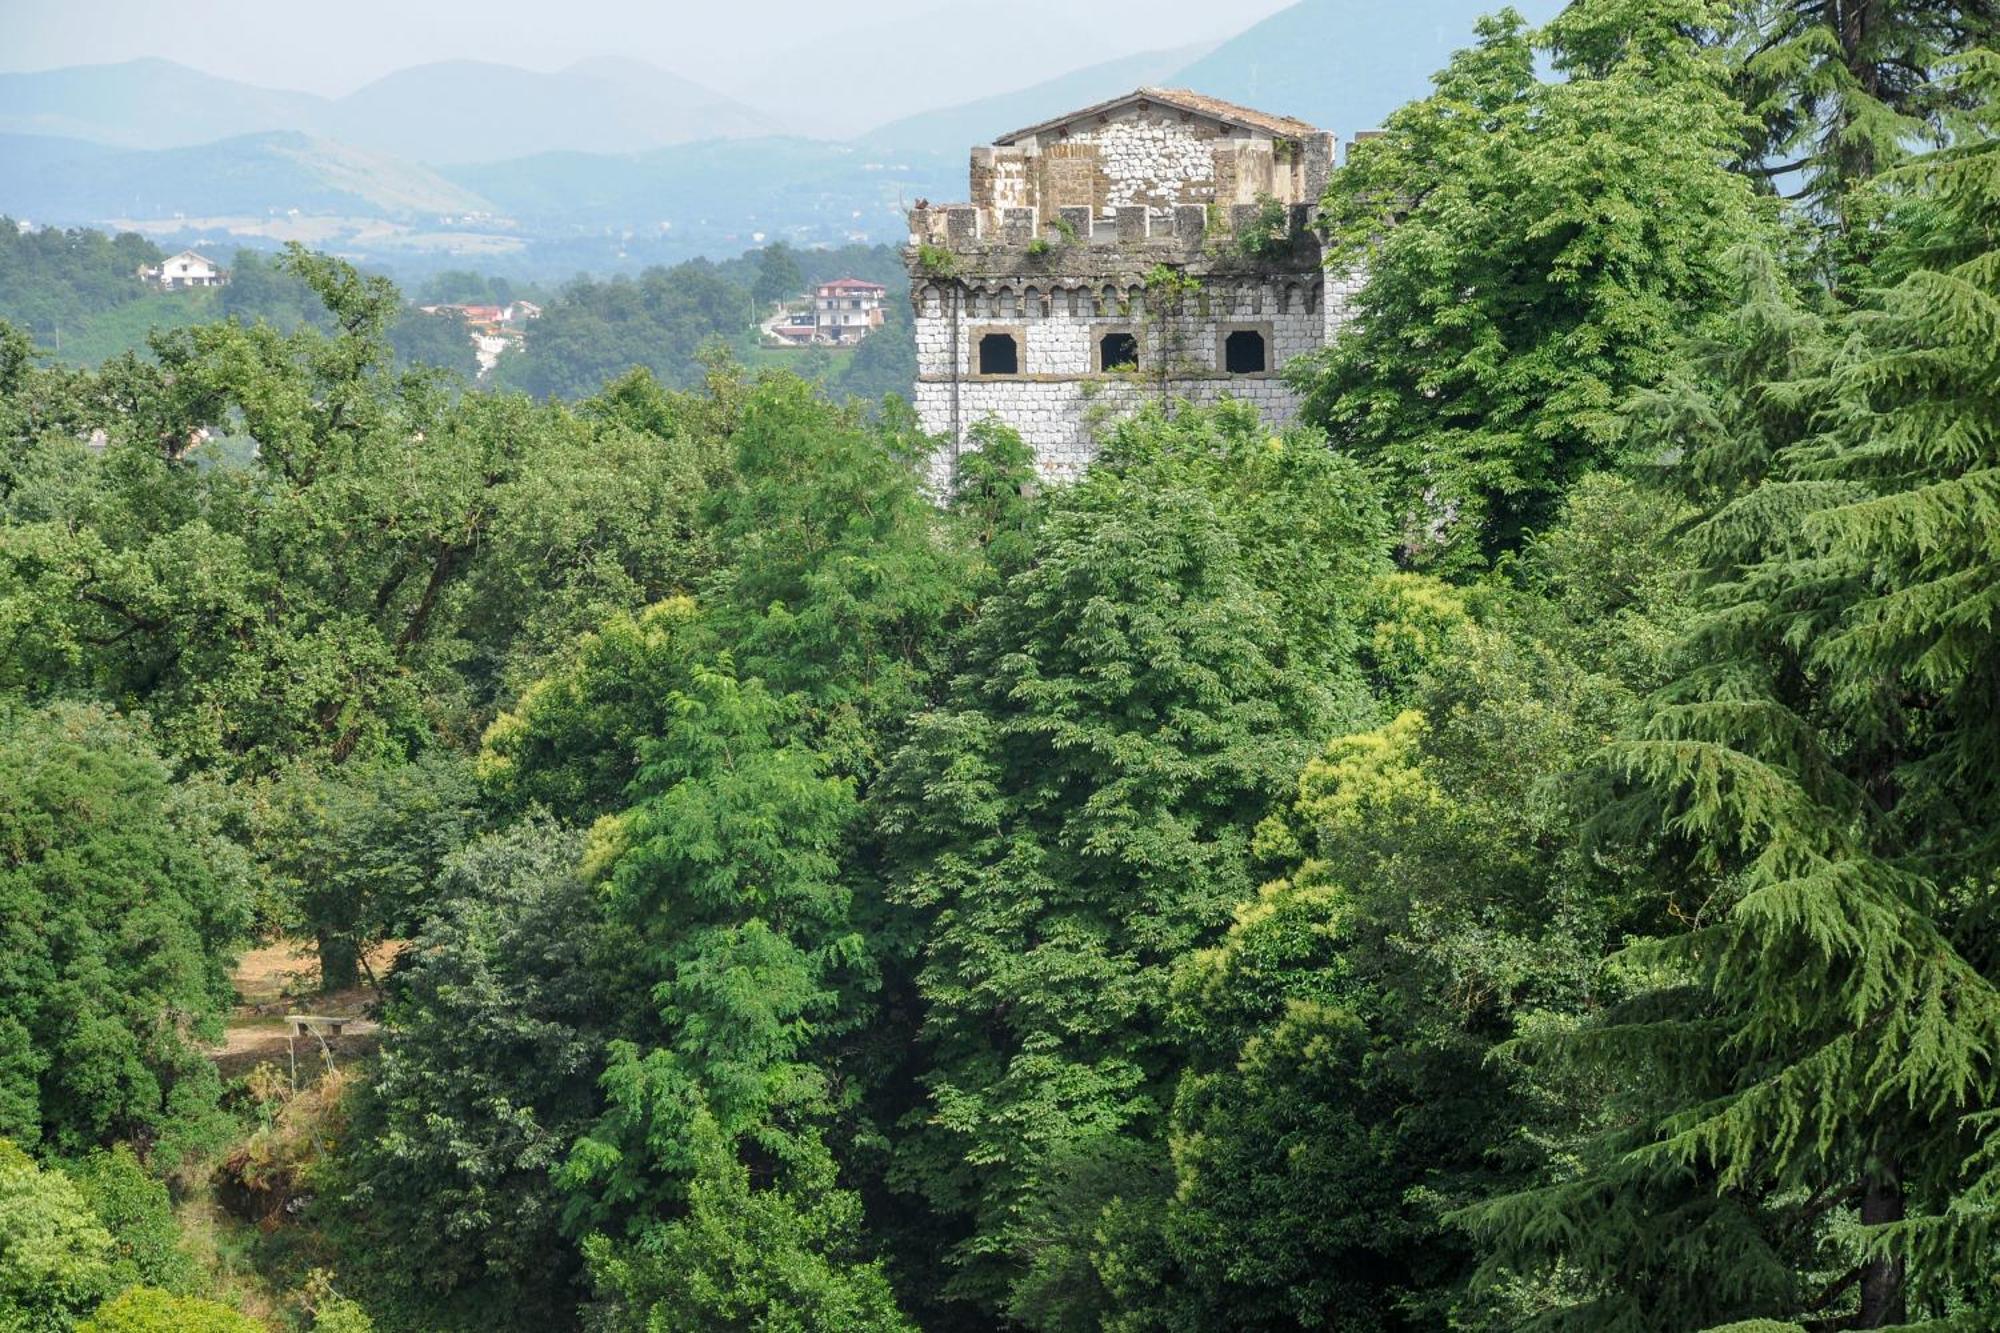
905, 87, 1355, 490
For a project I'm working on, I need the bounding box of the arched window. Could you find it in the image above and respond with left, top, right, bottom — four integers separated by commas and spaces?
1098, 332, 1139, 372
978, 332, 1020, 375
1224, 329, 1267, 374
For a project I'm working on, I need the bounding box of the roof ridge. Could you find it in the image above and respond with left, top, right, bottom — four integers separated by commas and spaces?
992, 86, 1323, 146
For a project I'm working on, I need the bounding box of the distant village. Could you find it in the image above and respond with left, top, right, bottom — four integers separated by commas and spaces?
415, 299, 543, 375
133, 249, 547, 376
133, 248, 887, 375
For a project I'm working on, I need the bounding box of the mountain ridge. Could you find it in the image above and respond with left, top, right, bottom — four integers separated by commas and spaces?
0, 56, 778, 162
855, 45, 1216, 153
1166, 0, 1568, 135
0, 129, 495, 223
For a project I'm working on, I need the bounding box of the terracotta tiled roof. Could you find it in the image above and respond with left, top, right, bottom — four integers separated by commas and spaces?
819, 277, 887, 292
993, 87, 1323, 146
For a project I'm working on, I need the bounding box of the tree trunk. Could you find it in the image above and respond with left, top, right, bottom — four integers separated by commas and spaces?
316, 929, 361, 994
1857, 1163, 1906, 1327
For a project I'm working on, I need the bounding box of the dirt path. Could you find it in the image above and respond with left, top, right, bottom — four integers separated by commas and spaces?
209, 941, 400, 1078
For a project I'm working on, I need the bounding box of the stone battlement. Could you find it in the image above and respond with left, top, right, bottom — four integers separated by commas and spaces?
921, 87, 1335, 239
905, 88, 1353, 493
907, 200, 1321, 268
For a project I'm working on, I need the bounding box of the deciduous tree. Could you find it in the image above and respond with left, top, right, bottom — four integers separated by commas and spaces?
1299, 0, 1766, 564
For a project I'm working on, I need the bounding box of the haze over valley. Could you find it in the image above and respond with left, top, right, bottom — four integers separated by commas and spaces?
0, 0, 1562, 280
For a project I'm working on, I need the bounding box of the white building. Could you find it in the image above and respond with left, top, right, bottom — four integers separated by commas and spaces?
813, 278, 888, 343
140, 250, 228, 289
905, 88, 1353, 490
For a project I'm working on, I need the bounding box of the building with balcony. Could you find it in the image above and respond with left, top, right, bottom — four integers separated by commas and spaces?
813, 277, 888, 343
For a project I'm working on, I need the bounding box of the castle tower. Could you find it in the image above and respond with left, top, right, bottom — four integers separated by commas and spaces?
905, 88, 1357, 490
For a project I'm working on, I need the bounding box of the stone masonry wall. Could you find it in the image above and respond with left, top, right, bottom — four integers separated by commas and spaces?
966, 103, 1331, 230
915, 377, 1305, 492
1079, 112, 1221, 211
912, 93, 1348, 493
911, 273, 1342, 491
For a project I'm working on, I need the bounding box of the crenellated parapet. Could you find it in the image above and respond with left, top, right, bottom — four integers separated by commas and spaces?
905, 266, 1329, 338
904, 87, 1357, 492
906, 200, 1322, 265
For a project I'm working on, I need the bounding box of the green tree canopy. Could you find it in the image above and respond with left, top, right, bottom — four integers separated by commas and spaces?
559, 658, 908, 1329
75, 1287, 262, 1333
336, 819, 610, 1332
0, 704, 245, 1159
60, 1148, 197, 1299
1298, 0, 1768, 565
878, 404, 1386, 1318
1726, 0, 1996, 222
0, 1140, 113, 1332
1467, 75, 2000, 1322
752, 243, 805, 310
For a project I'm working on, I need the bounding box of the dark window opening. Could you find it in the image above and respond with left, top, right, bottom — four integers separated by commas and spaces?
1224, 330, 1267, 374
1099, 332, 1139, 371
978, 333, 1019, 375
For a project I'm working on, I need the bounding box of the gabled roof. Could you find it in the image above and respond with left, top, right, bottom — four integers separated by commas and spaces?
166, 249, 218, 265
818, 277, 887, 291
993, 87, 1322, 147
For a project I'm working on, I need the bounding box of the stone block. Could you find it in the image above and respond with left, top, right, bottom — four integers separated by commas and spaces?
1302, 132, 1335, 202
1057, 206, 1093, 240
1001, 208, 1035, 244
945, 207, 980, 245
1172, 204, 1207, 247
1115, 207, 1149, 244
969, 147, 996, 208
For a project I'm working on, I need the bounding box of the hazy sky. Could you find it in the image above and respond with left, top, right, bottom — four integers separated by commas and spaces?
1, 0, 1297, 97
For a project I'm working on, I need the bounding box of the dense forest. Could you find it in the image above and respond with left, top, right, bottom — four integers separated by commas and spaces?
0, 227, 484, 378
487, 240, 912, 402
1, 1, 1997, 1330
0, 221, 912, 404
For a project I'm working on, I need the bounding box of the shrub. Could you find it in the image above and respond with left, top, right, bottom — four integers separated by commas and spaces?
0, 1140, 113, 1332
77, 1287, 262, 1333
914, 243, 959, 279
61, 1147, 198, 1295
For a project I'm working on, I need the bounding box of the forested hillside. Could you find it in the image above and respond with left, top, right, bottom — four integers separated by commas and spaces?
1, 1, 1997, 1331
0, 221, 479, 375
0, 221, 909, 402
492, 241, 908, 400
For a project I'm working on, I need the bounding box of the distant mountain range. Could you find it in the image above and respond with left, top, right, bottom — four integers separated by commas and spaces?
0, 56, 779, 161
327, 59, 779, 163
0, 59, 323, 151
0, 129, 956, 277
0, 131, 491, 222
444, 137, 956, 235
1170, 0, 1567, 135
857, 45, 1216, 155
869, 0, 1567, 152
0, 0, 1573, 278
735, 3, 1137, 140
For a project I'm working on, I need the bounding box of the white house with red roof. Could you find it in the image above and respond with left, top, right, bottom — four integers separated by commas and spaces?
813, 277, 888, 343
